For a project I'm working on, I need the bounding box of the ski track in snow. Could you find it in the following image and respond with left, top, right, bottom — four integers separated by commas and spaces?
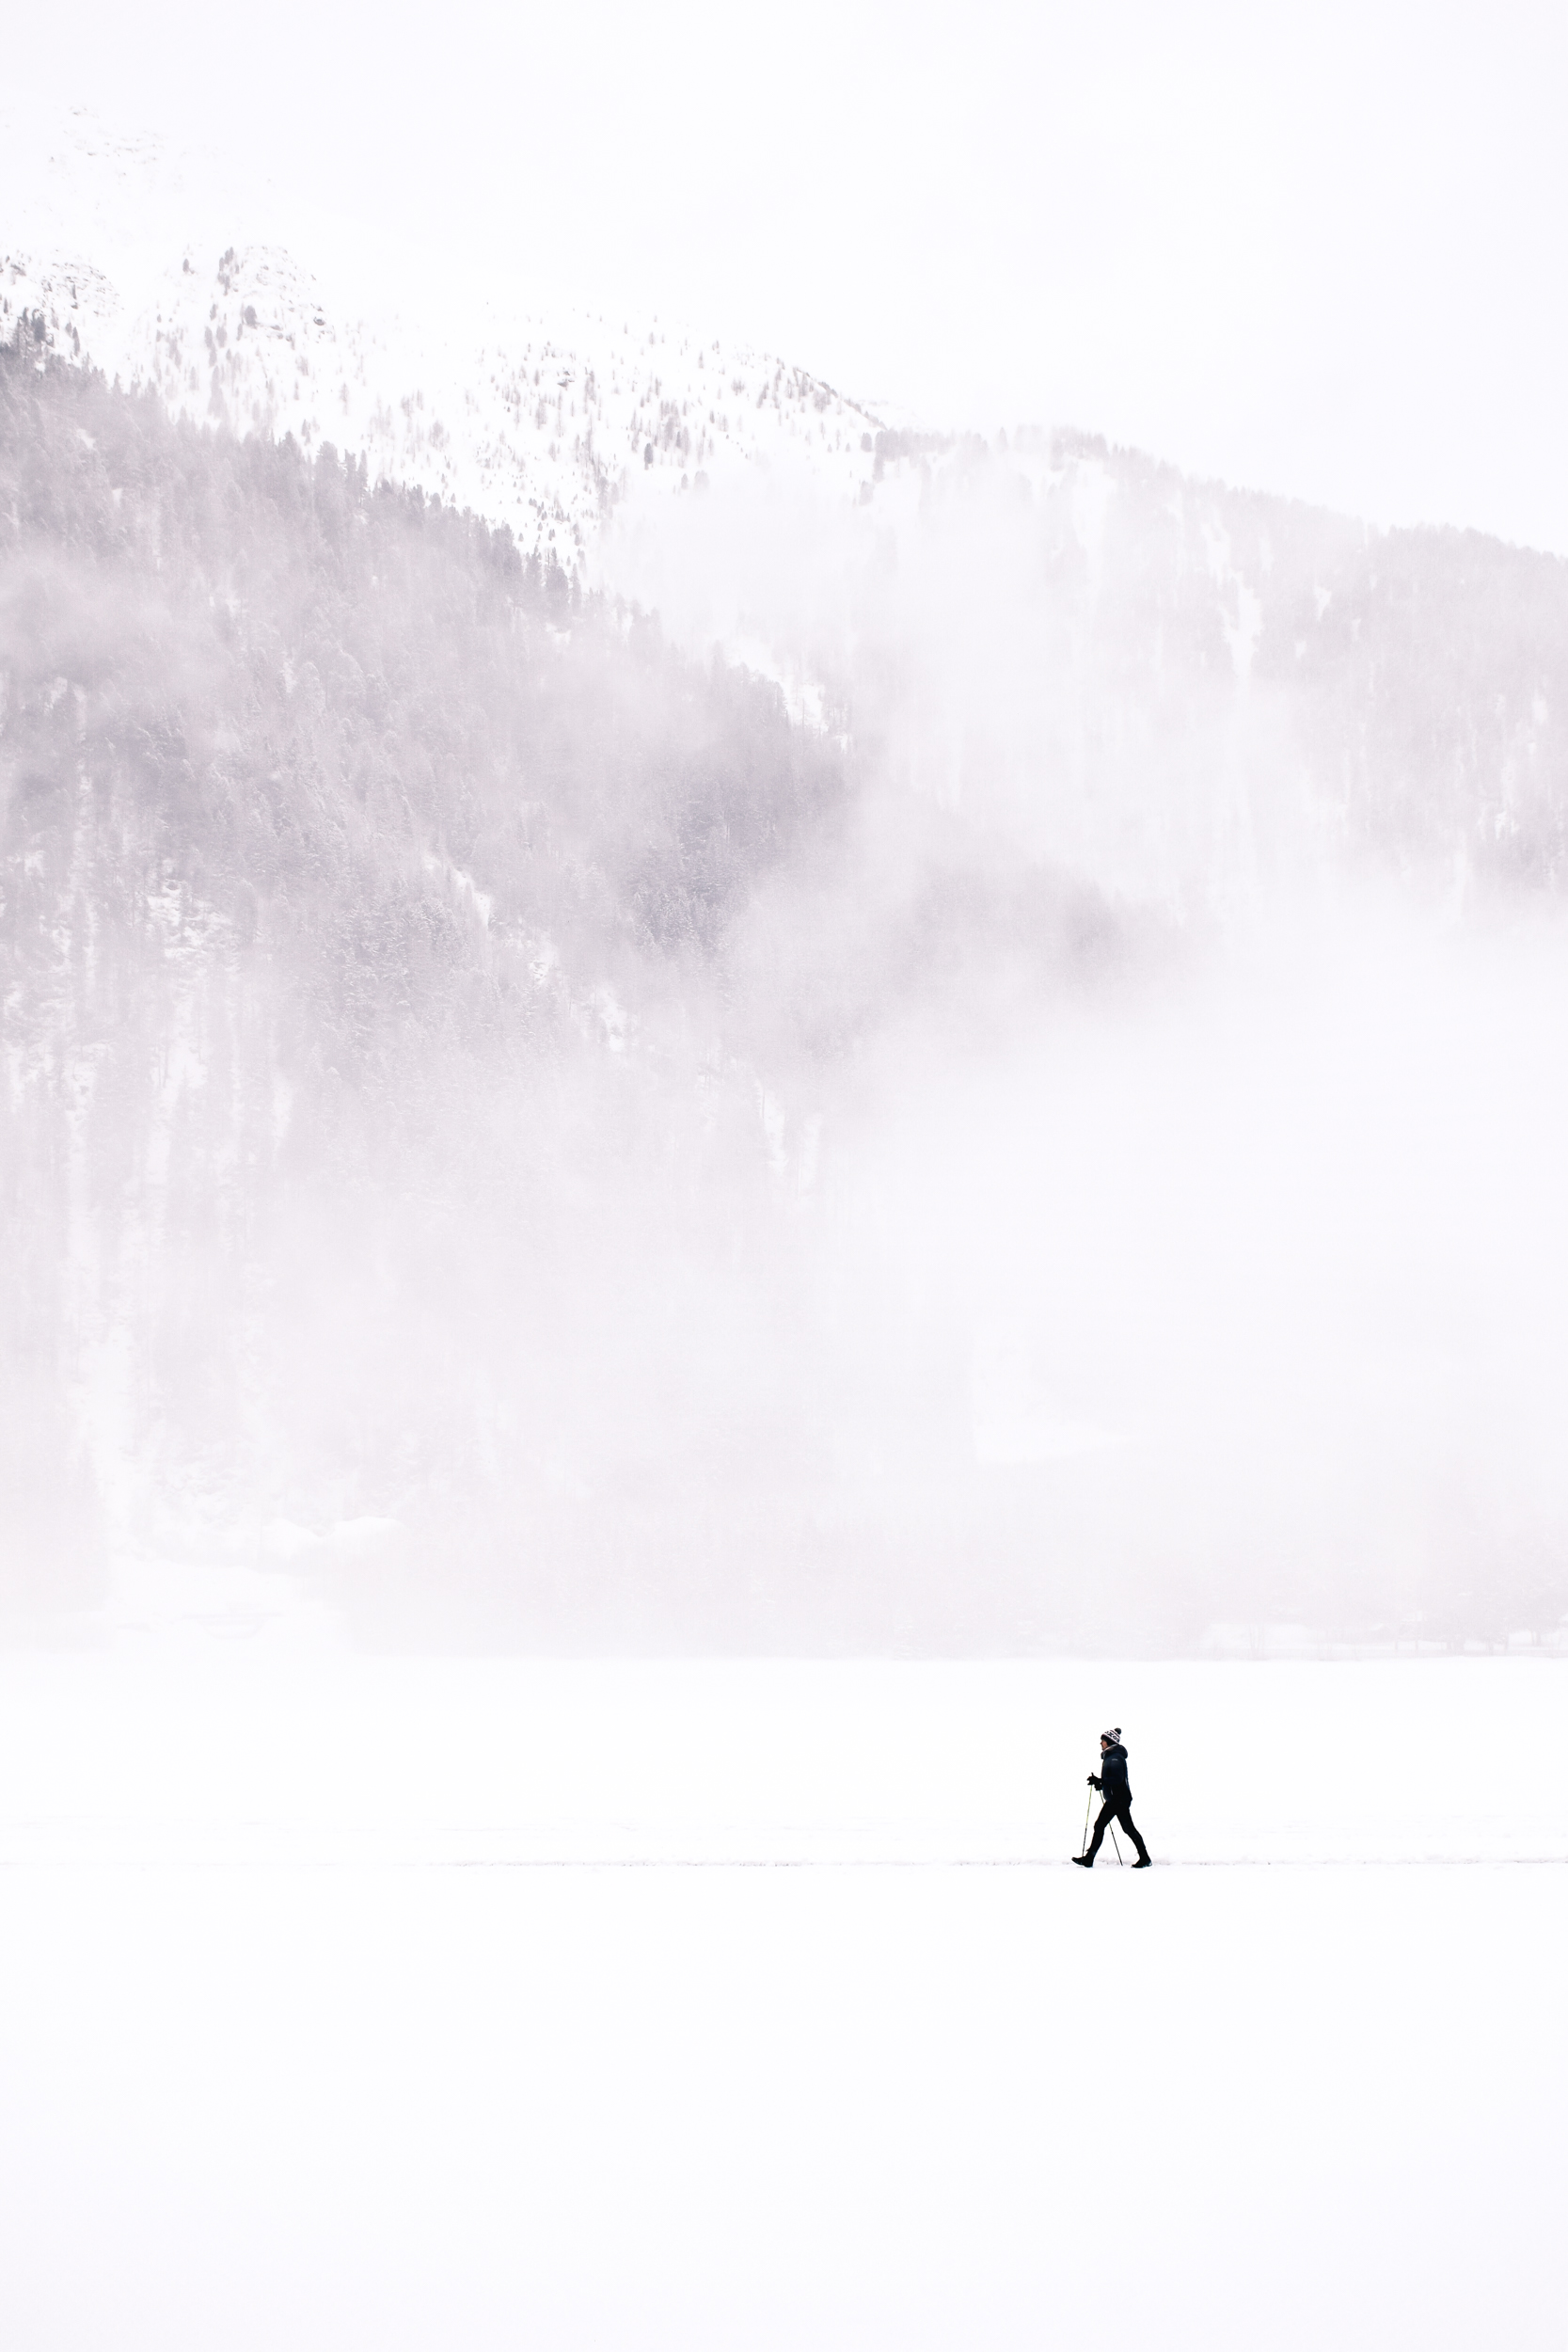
2, 1654, 1564, 1864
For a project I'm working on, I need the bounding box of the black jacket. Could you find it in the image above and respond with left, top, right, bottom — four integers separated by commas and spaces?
1092, 1743, 1132, 1806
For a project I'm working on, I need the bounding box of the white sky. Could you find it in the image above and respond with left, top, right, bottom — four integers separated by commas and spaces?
8, 0, 1568, 549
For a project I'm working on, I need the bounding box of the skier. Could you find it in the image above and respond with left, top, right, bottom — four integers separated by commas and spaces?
1072, 1728, 1151, 1867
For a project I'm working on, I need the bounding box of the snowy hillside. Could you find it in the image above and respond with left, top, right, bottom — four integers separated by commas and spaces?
9, 108, 1568, 1658
0, 108, 882, 575
13, 108, 1566, 910
4, 244, 886, 571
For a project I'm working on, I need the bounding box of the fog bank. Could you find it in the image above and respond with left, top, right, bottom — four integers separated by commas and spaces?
5, 341, 1568, 1648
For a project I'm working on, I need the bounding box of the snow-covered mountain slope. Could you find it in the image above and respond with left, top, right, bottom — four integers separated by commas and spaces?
0, 108, 1307, 721
4, 240, 886, 571
1, 104, 884, 576
11, 118, 1568, 1653
9, 102, 1568, 912
10, 203, 1568, 908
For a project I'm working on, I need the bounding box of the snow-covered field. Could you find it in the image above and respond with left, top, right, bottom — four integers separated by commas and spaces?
0, 1655, 1562, 2349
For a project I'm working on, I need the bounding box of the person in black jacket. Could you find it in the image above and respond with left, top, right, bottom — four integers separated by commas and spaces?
1072, 1729, 1151, 1867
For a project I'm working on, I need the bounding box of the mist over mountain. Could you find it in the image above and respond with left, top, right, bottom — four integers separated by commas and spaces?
6, 300, 1568, 1652
13, 209, 1568, 914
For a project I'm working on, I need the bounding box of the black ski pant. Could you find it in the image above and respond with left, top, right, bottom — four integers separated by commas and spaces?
1085, 1798, 1149, 1864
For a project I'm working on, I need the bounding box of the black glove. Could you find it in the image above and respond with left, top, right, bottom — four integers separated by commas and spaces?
1087, 1774, 1101, 1790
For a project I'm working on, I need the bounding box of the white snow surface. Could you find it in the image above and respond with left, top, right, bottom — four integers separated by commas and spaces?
0, 1655, 1562, 2349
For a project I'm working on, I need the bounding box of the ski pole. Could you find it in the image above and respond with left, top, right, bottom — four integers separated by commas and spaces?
1110, 1823, 1125, 1867
1081, 1790, 1094, 1857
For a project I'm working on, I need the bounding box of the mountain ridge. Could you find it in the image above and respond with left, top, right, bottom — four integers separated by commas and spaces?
8, 123, 1568, 1652
1, 230, 888, 579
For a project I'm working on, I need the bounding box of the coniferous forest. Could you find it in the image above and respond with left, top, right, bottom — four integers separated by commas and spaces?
7, 333, 1568, 1647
